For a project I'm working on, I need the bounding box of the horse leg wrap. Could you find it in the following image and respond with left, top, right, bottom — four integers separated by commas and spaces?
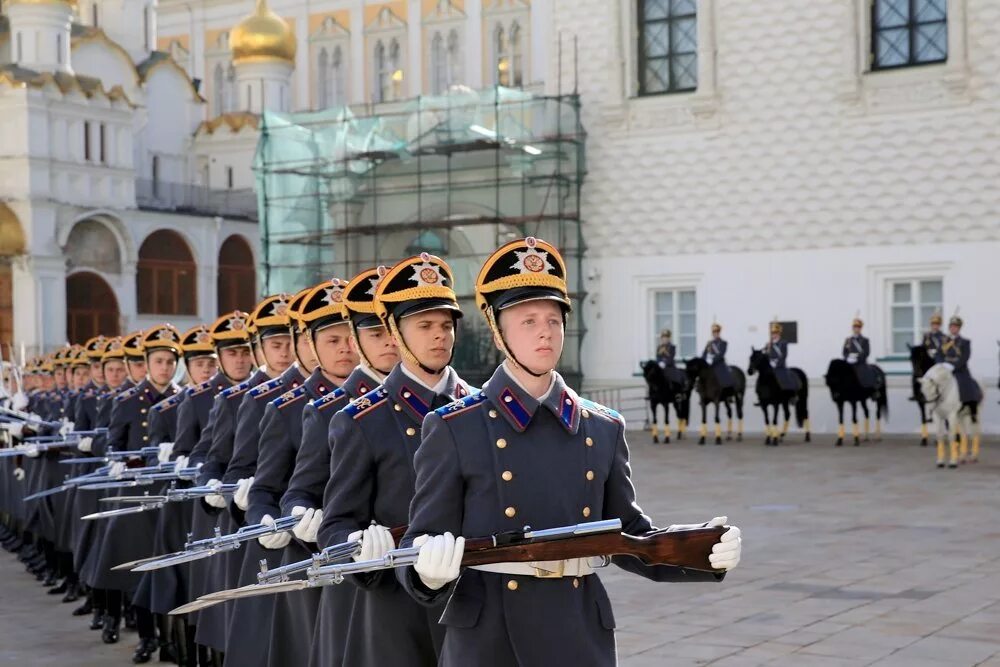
949, 439, 960, 465
650, 424, 658, 438
679, 419, 687, 436
664, 425, 671, 440
959, 434, 969, 461
972, 434, 981, 459
781, 421, 789, 436
838, 424, 846, 439
875, 420, 882, 438
863, 418, 870, 437
851, 423, 860, 439
699, 423, 708, 438
738, 418, 744, 435
804, 418, 811, 433
714, 423, 722, 438
936, 441, 946, 463
726, 419, 732, 435
921, 423, 929, 440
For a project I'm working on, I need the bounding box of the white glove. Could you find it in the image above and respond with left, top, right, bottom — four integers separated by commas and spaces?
0, 429, 8, 446
292, 508, 323, 544
348, 524, 395, 562
59, 420, 75, 436
706, 354, 715, 365
233, 476, 254, 511
203, 479, 228, 509
943, 362, 955, 371
24, 444, 39, 458
665, 515, 728, 533
847, 353, 858, 364
6, 423, 23, 439
108, 461, 126, 478
258, 514, 292, 550
412, 532, 464, 591
157, 441, 175, 463
13, 466, 24, 481
11, 392, 28, 412
173, 455, 189, 474
769, 359, 778, 368
77, 436, 93, 453
709, 526, 742, 571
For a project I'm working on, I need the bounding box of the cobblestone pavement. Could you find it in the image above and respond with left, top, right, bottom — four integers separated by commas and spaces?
1, 434, 998, 666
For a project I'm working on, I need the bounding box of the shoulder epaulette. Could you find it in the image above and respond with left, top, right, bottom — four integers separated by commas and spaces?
578, 397, 624, 423
114, 386, 141, 403
311, 387, 347, 411
221, 377, 255, 400
187, 379, 214, 397
153, 392, 185, 413
437, 391, 487, 420
343, 386, 388, 420
273, 385, 307, 409
249, 376, 285, 399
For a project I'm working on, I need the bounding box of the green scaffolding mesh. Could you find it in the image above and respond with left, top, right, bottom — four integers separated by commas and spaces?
254, 86, 586, 386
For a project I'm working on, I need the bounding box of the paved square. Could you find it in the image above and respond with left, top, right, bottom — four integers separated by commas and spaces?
1, 434, 998, 666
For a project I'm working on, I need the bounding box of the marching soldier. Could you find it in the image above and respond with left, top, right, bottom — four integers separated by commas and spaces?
398, 237, 742, 665
923, 311, 946, 362
766, 321, 799, 391
91, 325, 183, 647
843, 317, 876, 389
702, 322, 735, 389
290, 268, 399, 667
318, 252, 474, 666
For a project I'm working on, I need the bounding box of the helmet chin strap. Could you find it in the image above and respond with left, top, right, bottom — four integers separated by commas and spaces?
388, 316, 451, 376
485, 308, 549, 379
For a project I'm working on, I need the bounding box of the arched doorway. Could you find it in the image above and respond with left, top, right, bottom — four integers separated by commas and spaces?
137, 229, 197, 315
67, 272, 120, 343
0, 204, 27, 350
217, 235, 256, 313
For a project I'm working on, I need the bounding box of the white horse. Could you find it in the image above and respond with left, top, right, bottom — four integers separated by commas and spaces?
919, 363, 984, 468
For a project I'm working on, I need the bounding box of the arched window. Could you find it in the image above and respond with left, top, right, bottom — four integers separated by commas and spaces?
493, 22, 523, 87
389, 38, 402, 100
332, 45, 345, 105
67, 272, 120, 343
509, 22, 523, 87
431, 32, 446, 94
217, 235, 256, 313
318, 48, 330, 107
493, 25, 507, 86
447, 29, 462, 88
374, 40, 388, 103
136, 229, 196, 315
213, 63, 224, 115
224, 63, 236, 112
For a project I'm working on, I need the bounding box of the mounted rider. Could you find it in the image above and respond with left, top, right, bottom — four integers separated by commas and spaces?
766, 320, 800, 392
702, 322, 735, 389
842, 316, 876, 389
942, 314, 982, 404
655, 329, 686, 387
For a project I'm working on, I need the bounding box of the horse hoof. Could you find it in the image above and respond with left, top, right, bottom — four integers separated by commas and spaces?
936, 462, 945, 468
835, 438, 843, 447
920, 439, 928, 447
764, 437, 771, 446
714, 437, 722, 445
805, 434, 811, 443
737, 434, 743, 442
726, 435, 732, 441
652, 436, 659, 444
854, 438, 860, 447
664, 437, 671, 444
698, 437, 705, 445
948, 463, 958, 469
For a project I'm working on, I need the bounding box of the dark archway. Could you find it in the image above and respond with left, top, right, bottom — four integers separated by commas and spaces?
217, 234, 256, 313
67, 271, 120, 343
137, 229, 197, 315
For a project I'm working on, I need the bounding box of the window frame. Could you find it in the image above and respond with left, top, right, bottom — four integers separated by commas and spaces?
650, 287, 698, 359
870, 0, 948, 71
636, 0, 699, 97
887, 277, 943, 354
136, 231, 197, 316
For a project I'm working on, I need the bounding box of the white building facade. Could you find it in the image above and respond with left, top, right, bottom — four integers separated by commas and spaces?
553, 0, 1000, 432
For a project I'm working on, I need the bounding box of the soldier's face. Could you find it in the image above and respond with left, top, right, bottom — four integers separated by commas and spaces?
852, 326, 862, 335
355, 325, 399, 374
127, 359, 147, 383
103, 361, 127, 389
219, 346, 254, 382
72, 366, 89, 389
497, 300, 565, 373
260, 335, 294, 373
930, 323, 940, 333
40, 374, 54, 391
90, 361, 105, 386
187, 356, 218, 385
949, 324, 960, 337
54, 368, 66, 389
398, 309, 456, 371
312, 324, 358, 381
295, 331, 319, 373
146, 350, 177, 386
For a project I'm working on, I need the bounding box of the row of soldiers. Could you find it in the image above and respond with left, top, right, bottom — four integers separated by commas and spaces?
0, 237, 741, 667
654, 313, 981, 401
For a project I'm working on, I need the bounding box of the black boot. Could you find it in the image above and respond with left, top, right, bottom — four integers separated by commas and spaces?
132, 637, 158, 664
48, 579, 68, 594
124, 605, 137, 630
42, 570, 59, 587
102, 615, 121, 644
89, 610, 104, 630
73, 596, 93, 616
62, 581, 81, 603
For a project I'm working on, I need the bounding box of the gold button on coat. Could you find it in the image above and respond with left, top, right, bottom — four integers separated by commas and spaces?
501, 470, 513, 482
489, 409, 498, 418
582, 506, 591, 518
406, 427, 416, 436
496, 438, 507, 449
394, 404, 401, 411
507, 580, 518, 591
505, 506, 516, 518
142, 436, 149, 441
586, 470, 595, 481
140, 409, 147, 414
141, 421, 148, 427
403, 391, 411, 398
585, 437, 594, 447
504, 395, 513, 403
572, 579, 580, 589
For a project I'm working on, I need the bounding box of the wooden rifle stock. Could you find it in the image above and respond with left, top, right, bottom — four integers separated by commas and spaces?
460, 526, 724, 572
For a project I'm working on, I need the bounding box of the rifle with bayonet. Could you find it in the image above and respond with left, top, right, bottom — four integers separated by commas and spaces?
76, 465, 202, 492
0, 428, 110, 458
112, 506, 294, 573
60, 445, 160, 465
0, 407, 62, 430
22, 466, 115, 501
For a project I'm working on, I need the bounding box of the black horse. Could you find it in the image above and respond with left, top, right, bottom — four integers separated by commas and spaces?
640, 360, 690, 443
748, 348, 810, 445
907, 342, 936, 446
824, 359, 888, 447
683, 357, 746, 445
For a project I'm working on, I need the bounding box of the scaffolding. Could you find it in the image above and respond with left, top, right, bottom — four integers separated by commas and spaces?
254, 85, 586, 386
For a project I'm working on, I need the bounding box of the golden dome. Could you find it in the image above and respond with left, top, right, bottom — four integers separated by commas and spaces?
231, 0, 296, 66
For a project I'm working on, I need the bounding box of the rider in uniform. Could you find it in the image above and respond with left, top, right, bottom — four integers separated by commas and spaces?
923, 312, 946, 362
843, 317, 876, 389
703, 322, 735, 390
942, 315, 983, 462
766, 321, 799, 392
397, 237, 742, 666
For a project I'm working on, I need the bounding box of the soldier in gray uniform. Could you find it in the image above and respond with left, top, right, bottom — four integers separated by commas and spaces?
703, 322, 735, 389
318, 253, 474, 667
290, 267, 398, 667
91, 325, 182, 646
766, 321, 799, 392
923, 312, 946, 362
250, 278, 359, 667
399, 237, 742, 666
843, 317, 876, 389
944, 315, 982, 404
